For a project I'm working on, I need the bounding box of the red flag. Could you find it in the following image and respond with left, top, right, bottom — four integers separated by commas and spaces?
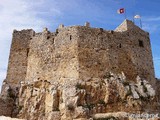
117, 8, 125, 14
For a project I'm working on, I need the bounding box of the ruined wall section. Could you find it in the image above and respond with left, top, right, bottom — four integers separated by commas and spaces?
26, 27, 79, 85
2, 30, 35, 93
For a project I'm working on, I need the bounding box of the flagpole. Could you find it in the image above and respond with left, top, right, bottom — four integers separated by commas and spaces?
133, 12, 135, 24
124, 9, 127, 19
140, 18, 142, 28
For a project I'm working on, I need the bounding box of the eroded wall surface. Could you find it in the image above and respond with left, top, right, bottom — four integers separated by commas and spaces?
26, 27, 79, 85
1, 30, 35, 94
77, 20, 155, 85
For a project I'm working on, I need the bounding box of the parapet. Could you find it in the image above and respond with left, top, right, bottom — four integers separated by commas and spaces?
58, 24, 64, 29
85, 22, 90, 27
13, 29, 35, 38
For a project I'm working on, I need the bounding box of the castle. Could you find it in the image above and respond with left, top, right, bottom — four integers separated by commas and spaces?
0, 20, 159, 120
2, 19, 156, 90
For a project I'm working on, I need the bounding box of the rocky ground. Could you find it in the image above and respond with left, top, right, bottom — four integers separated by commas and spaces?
16, 72, 160, 120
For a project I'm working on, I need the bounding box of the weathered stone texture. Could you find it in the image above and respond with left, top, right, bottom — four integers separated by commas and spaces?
2, 20, 156, 92
0, 97, 14, 117
0, 19, 159, 120
78, 20, 155, 85
26, 27, 79, 85
1, 29, 35, 94
17, 73, 159, 120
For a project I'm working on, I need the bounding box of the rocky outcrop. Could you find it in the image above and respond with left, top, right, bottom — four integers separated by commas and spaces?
16, 73, 159, 120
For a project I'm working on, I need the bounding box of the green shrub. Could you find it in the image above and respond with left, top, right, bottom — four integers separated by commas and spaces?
18, 105, 23, 111
67, 103, 75, 111
76, 83, 84, 89
103, 72, 113, 79
143, 85, 148, 93
125, 86, 132, 97
8, 88, 16, 99
83, 103, 95, 110
122, 81, 130, 86
98, 99, 106, 105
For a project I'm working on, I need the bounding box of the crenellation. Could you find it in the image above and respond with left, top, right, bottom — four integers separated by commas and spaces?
43, 27, 48, 32
84, 22, 90, 27
58, 24, 64, 29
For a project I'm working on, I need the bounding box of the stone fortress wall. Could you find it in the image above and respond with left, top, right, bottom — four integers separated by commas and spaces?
25, 27, 79, 85
1, 30, 35, 95
2, 19, 156, 93
0, 19, 160, 120
77, 20, 155, 85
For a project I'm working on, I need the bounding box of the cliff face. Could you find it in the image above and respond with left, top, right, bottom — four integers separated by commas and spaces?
0, 20, 160, 120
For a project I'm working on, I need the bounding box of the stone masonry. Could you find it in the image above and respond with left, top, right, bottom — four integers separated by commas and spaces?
2, 20, 156, 91
0, 19, 160, 120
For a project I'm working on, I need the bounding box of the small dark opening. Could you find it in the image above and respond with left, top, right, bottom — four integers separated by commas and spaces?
52, 38, 55, 44
139, 40, 144, 47
70, 35, 72, 40
141, 82, 144, 85
47, 36, 50, 39
100, 28, 103, 32
16, 87, 19, 91
111, 30, 114, 34
119, 44, 122, 48
56, 29, 59, 34
27, 48, 29, 57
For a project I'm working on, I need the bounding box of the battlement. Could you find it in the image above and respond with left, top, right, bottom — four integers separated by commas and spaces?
13, 29, 35, 34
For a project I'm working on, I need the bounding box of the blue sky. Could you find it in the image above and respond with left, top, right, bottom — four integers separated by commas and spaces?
0, 0, 160, 89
